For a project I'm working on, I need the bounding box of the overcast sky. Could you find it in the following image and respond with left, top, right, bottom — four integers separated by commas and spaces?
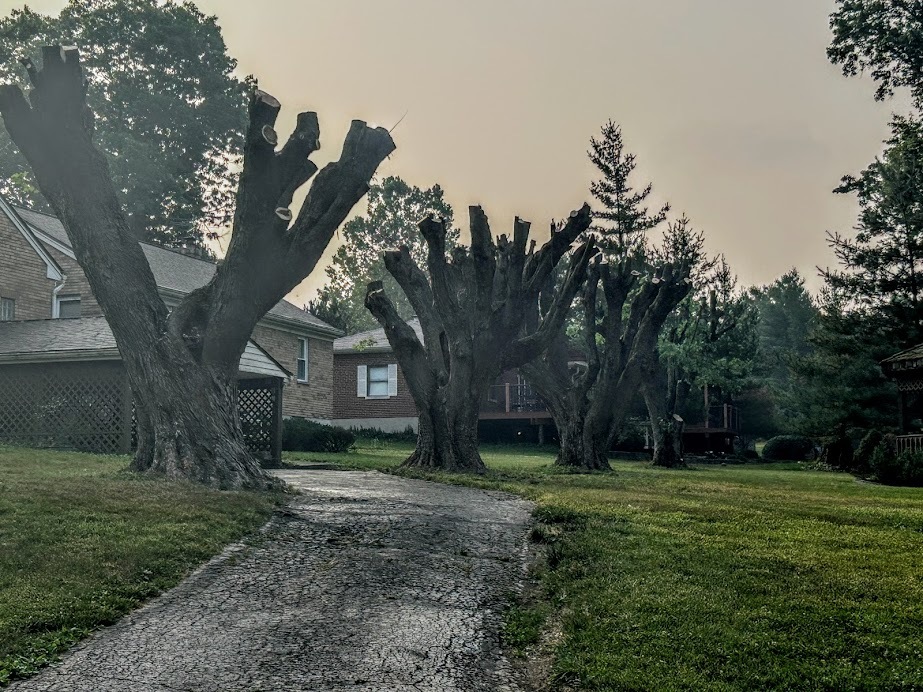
1, 0, 908, 304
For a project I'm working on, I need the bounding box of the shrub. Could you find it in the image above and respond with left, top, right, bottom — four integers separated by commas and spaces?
761, 435, 815, 461
351, 425, 417, 444
741, 449, 760, 460
281, 418, 355, 453
855, 430, 884, 473
870, 439, 902, 485
820, 431, 854, 470
899, 450, 923, 487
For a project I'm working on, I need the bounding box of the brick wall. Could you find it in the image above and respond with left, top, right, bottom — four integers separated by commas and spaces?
251, 325, 333, 420
0, 211, 57, 320
333, 351, 417, 420
41, 244, 103, 317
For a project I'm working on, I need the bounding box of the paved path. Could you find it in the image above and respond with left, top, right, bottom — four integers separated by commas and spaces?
12, 470, 533, 691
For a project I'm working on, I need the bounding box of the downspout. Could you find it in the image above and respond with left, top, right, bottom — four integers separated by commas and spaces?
52, 274, 67, 318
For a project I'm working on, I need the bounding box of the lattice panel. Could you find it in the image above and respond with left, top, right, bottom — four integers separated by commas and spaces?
238, 383, 275, 454
0, 362, 126, 454
129, 380, 279, 459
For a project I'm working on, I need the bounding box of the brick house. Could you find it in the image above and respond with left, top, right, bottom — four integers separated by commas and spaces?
0, 196, 340, 460
331, 321, 421, 433
332, 320, 556, 441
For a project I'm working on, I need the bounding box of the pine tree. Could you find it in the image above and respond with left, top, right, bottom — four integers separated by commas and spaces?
588, 121, 669, 257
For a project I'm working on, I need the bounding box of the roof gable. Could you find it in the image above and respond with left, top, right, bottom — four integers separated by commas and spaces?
0, 198, 62, 281
10, 203, 340, 338
334, 319, 423, 354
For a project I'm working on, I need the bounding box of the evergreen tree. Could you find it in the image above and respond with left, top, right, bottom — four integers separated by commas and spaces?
588, 121, 669, 257
823, 116, 923, 349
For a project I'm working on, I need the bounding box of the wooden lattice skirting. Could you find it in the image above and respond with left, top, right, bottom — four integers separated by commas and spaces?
0, 363, 282, 465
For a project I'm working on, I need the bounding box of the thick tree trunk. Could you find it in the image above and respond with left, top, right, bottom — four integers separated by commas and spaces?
403, 405, 486, 473
127, 347, 269, 489
649, 415, 685, 468
553, 410, 611, 471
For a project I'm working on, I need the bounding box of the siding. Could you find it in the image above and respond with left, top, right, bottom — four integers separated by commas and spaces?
0, 211, 57, 319
333, 352, 417, 420
40, 243, 103, 318
252, 325, 333, 420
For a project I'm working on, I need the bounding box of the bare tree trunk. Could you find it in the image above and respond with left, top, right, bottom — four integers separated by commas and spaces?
405, 403, 484, 473
643, 375, 686, 468
129, 344, 264, 487
0, 46, 394, 488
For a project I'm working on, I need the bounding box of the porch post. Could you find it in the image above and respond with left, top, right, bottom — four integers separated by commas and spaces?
270, 378, 283, 467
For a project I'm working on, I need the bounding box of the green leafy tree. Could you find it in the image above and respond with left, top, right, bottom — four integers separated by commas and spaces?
823, 115, 923, 349
747, 269, 818, 434
828, 0, 923, 105
315, 176, 457, 334
0, 1, 248, 245
787, 297, 897, 435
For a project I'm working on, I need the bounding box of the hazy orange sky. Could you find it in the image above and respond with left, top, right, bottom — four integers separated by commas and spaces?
1, 0, 909, 304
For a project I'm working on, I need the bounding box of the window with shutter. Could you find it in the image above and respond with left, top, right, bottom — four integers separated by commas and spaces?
367, 365, 389, 397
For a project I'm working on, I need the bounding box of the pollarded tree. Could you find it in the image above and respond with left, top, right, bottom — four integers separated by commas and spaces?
0, 46, 394, 488
0, 1, 249, 245
365, 207, 595, 473
521, 246, 692, 471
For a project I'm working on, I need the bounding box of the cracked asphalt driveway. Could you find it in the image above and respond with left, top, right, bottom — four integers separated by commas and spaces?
10, 470, 534, 692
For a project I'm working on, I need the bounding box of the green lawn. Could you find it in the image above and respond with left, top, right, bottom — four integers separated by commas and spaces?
0, 446, 280, 686
289, 441, 923, 691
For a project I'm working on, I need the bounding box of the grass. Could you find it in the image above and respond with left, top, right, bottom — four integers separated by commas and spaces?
289, 440, 923, 690
0, 446, 281, 686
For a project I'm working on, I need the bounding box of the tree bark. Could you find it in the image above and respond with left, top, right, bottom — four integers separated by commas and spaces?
0, 46, 394, 488
405, 401, 484, 472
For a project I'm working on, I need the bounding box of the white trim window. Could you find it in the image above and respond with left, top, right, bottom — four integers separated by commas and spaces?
0, 297, 14, 321
296, 338, 309, 383
55, 294, 81, 319
357, 364, 398, 398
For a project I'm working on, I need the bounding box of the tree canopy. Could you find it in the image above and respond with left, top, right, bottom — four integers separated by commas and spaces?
823, 115, 923, 349
313, 176, 457, 334
828, 0, 923, 105
0, 1, 248, 245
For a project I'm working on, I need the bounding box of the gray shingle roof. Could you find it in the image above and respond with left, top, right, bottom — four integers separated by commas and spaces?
12, 206, 339, 337
0, 316, 288, 378
334, 319, 423, 354
0, 316, 117, 357
882, 343, 923, 372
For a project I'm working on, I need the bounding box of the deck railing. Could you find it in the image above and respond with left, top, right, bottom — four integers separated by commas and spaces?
483, 383, 548, 415
703, 404, 740, 431
896, 434, 923, 455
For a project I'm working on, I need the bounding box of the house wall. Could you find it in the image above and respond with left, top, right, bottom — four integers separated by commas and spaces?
332, 351, 418, 432
0, 211, 57, 319
41, 244, 103, 318
251, 325, 333, 420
